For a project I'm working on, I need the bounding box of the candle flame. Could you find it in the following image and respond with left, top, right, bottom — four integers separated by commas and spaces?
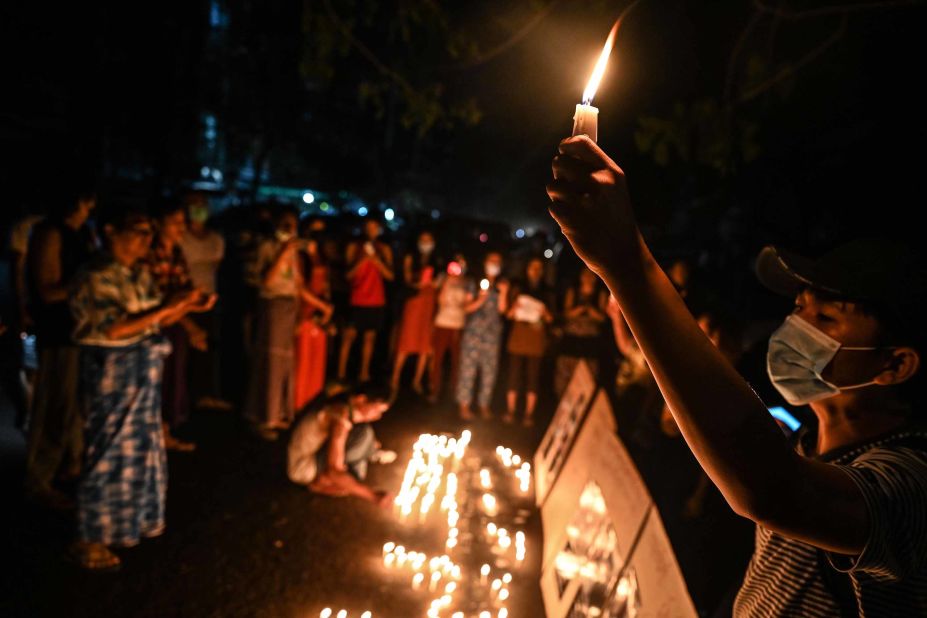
582, 20, 619, 105
581, 0, 643, 104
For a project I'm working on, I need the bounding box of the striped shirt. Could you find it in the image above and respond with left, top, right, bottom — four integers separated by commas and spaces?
734, 426, 927, 617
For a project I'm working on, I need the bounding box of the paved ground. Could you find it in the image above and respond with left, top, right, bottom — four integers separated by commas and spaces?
0, 391, 548, 618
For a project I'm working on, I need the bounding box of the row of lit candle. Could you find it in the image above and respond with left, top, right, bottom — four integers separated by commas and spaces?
385, 433, 532, 616
318, 610, 372, 618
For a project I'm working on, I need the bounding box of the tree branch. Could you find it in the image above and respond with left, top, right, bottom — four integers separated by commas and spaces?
445, 1, 561, 70
321, 0, 415, 96
737, 14, 848, 104
723, 9, 764, 107
753, 0, 925, 20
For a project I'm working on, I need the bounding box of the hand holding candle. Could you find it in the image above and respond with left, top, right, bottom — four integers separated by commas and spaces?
572, 20, 619, 142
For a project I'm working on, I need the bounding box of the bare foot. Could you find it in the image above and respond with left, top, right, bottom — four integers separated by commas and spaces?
69, 541, 121, 571
479, 406, 493, 420
459, 405, 475, 420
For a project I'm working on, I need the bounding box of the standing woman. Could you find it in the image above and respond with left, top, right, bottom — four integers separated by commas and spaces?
69, 209, 212, 570
505, 257, 554, 426
338, 218, 394, 384
555, 266, 608, 395
246, 206, 330, 441
429, 254, 472, 404
145, 199, 207, 452
456, 252, 509, 420
390, 231, 438, 396
294, 228, 334, 410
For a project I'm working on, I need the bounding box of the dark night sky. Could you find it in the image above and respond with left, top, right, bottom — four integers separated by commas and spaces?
2, 1, 926, 253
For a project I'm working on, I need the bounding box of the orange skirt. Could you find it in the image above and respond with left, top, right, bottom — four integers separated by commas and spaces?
294, 319, 327, 411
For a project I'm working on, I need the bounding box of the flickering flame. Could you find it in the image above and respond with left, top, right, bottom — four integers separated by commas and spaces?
582, 20, 620, 105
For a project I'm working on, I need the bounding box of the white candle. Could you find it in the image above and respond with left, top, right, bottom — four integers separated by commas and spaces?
481, 563, 491, 584
480, 278, 490, 292
320, 610, 332, 618
572, 19, 620, 143
337, 611, 347, 618
499, 588, 510, 601
572, 104, 599, 142
413, 572, 425, 590
491, 578, 503, 592
361, 613, 372, 618
502, 573, 513, 584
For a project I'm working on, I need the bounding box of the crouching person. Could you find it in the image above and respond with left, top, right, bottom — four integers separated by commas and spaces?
287, 387, 394, 507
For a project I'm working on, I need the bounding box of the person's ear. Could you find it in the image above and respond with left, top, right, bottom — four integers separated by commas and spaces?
874, 347, 921, 386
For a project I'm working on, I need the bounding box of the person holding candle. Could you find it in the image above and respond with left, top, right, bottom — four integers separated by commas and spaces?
245, 206, 332, 441
429, 254, 472, 405
548, 134, 927, 616
504, 257, 554, 426
287, 386, 394, 507
68, 207, 213, 570
338, 218, 394, 384
391, 230, 438, 396
456, 252, 509, 420
554, 266, 608, 395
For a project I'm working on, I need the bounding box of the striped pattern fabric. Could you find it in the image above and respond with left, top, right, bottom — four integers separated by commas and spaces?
734, 428, 927, 617
78, 338, 171, 546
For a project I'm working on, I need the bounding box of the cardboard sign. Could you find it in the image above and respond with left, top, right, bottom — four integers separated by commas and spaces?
540, 393, 647, 573
540, 397, 696, 618
534, 360, 603, 506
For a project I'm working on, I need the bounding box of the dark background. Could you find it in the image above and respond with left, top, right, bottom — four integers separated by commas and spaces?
2, 0, 926, 311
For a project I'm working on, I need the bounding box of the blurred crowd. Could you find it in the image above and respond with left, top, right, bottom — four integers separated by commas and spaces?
1, 187, 769, 609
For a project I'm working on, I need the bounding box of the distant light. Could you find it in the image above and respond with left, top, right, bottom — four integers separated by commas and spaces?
302, 191, 315, 204
431, 209, 441, 220
384, 208, 395, 221
358, 206, 368, 216
200, 166, 210, 178
212, 169, 223, 182
319, 202, 331, 212
515, 228, 526, 239
769, 406, 801, 431
479, 233, 489, 243
544, 249, 554, 259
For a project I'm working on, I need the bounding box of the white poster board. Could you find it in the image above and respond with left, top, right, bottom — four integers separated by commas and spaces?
540, 392, 647, 573
534, 360, 603, 506
540, 395, 696, 618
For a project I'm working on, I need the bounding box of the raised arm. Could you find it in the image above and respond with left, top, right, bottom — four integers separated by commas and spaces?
372, 244, 395, 281
548, 136, 867, 554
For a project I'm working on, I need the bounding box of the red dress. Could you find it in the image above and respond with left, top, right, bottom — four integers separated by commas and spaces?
396, 266, 436, 355
294, 263, 329, 410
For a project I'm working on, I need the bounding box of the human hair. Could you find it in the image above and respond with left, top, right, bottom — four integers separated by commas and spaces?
97, 204, 151, 240
855, 299, 927, 410
48, 183, 97, 219
149, 196, 186, 222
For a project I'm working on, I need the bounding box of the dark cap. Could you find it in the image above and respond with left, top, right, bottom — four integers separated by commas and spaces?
755, 238, 927, 332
